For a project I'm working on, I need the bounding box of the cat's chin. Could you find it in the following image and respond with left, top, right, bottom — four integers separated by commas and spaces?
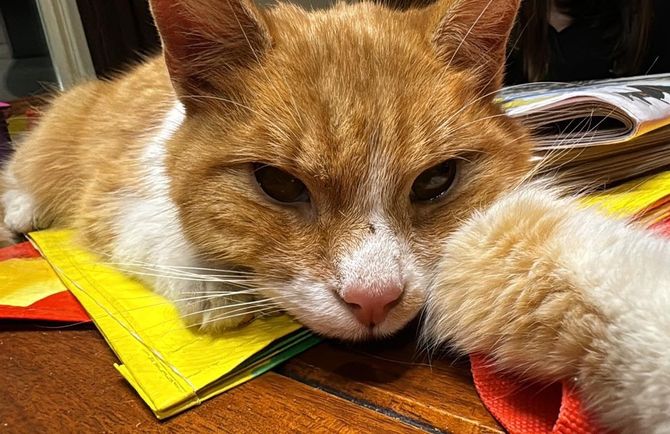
308, 323, 403, 342
293, 308, 419, 342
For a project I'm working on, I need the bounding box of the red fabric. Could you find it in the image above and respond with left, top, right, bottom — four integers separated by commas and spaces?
0, 241, 40, 261
0, 290, 90, 322
553, 383, 604, 434
470, 355, 605, 434
470, 354, 561, 433
0, 242, 91, 323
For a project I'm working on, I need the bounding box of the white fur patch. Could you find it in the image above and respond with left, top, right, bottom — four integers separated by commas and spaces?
278, 277, 356, 337
111, 102, 195, 298
142, 102, 185, 188
337, 216, 403, 295
109, 102, 254, 330
2, 172, 37, 234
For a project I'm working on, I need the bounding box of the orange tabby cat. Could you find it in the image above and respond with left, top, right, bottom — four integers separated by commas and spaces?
1, 0, 528, 338
4, 0, 669, 431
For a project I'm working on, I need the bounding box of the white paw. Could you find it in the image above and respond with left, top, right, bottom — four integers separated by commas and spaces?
2, 188, 37, 234
163, 280, 259, 333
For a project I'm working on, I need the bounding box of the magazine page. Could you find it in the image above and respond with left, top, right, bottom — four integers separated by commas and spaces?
499, 74, 670, 148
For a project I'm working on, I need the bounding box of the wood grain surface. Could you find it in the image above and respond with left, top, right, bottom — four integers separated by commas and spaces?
1, 321, 501, 433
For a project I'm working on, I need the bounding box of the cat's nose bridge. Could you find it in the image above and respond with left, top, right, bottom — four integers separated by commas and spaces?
334, 216, 404, 306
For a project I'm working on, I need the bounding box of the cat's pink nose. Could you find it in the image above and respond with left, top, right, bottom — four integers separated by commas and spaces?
341, 284, 403, 327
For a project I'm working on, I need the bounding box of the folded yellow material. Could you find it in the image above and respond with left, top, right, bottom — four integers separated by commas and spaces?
29, 230, 317, 419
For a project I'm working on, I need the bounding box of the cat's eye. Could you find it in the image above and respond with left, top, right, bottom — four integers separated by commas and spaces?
253, 164, 310, 204
411, 160, 458, 202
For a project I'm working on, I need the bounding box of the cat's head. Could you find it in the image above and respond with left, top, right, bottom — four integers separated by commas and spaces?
152, 0, 532, 340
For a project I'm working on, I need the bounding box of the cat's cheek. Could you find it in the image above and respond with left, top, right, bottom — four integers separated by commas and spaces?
378, 286, 426, 335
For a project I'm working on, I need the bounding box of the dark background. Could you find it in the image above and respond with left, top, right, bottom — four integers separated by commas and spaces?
1, 0, 669, 86
73, 0, 670, 84
75, 0, 160, 78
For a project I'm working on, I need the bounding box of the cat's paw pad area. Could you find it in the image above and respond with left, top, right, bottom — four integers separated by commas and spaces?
178, 297, 257, 333
170, 282, 262, 333
2, 189, 37, 234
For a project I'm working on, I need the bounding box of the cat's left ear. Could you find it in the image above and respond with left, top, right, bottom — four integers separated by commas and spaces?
430, 0, 521, 94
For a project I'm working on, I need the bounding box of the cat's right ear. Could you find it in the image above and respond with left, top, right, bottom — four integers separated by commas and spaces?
149, 0, 271, 108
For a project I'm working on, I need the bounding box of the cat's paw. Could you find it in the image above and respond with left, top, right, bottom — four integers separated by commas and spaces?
164, 280, 259, 333
2, 188, 37, 234
423, 185, 585, 377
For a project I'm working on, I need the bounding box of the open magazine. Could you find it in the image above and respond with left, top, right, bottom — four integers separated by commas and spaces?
499, 73, 670, 187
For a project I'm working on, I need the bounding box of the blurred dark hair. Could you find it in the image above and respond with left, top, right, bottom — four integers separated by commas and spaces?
512, 0, 653, 82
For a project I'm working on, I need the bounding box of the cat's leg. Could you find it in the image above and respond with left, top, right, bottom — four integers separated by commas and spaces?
109, 231, 257, 333
98, 188, 257, 333
67, 99, 262, 333
148, 264, 257, 333
2, 170, 35, 233
0, 166, 38, 243
423, 185, 670, 433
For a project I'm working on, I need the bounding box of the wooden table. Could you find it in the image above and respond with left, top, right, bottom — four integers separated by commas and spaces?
1, 321, 501, 433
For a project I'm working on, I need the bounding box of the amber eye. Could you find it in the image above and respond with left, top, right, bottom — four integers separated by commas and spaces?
253, 163, 310, 204
411, 160, 458, 202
